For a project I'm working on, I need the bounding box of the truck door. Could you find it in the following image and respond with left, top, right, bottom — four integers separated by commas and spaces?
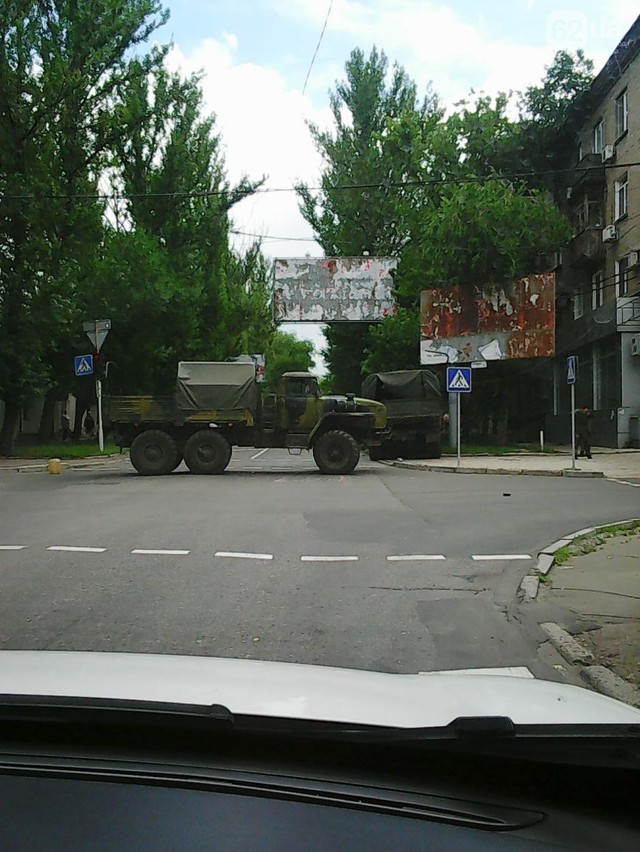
282, 377, 318, 431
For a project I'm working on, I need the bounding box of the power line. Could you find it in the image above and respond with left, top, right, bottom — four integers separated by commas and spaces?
302, 0, 333, 97
3, 160, 640, 202
231, 228, 319, 242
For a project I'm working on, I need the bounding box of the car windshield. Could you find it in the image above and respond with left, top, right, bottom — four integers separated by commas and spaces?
1, 1, 639, 729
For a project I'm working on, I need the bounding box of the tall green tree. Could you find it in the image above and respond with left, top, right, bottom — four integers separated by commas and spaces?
297, 47, 444, 392
0, 0, 169, 453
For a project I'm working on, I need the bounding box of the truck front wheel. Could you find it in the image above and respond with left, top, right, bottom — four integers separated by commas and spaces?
184, 430, 232, 475
130, 430, 179, 476
313, 430, 360, 475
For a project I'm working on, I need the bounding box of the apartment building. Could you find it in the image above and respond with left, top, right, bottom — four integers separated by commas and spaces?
547, 16, 640, 447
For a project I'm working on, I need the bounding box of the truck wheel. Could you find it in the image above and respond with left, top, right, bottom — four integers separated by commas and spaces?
184, 430, 231, 475
422, 441, 442, 459
130, 430, 178, 476
313, 430, 360, 475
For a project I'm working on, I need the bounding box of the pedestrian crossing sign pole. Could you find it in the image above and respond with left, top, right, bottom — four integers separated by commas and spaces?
567, 356, 577, 470
447, 367, 472, 468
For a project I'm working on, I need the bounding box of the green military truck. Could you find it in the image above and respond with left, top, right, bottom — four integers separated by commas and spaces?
106, 361, 387, 476
362, 370, 445, 461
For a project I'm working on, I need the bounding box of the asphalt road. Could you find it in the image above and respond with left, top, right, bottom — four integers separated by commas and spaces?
1, 448, 638, 678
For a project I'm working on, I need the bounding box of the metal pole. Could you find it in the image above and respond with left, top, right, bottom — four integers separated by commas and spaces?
96, 377, 104, 452
570, 383, 576, 470
457, 393, 461, 468
448, 392, 456, 448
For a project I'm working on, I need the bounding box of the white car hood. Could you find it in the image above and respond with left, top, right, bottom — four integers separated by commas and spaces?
1, 651, 639, 726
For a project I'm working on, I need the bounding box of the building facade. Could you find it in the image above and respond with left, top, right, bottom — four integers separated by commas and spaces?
547, 17, 640, 447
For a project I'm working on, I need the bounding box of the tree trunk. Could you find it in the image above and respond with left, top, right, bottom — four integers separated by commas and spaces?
37, 390, 57, 444
0, 400, 21, 456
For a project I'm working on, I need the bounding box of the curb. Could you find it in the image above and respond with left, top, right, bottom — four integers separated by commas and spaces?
519, 516, 640, 600
383, 460, 604, 478
0, 455, 122, 473
521, 518, 640, 708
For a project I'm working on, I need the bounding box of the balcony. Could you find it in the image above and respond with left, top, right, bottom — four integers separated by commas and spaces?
569, 226, 605, 268
571, 153, 606, 193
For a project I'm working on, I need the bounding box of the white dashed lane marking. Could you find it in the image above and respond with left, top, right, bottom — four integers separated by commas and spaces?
301, 555, 359, 563
131, 549, 190, 556
387, 554, 446, 562
471, 554, 531, 561
48, 545, 107, 553
215, 551, 273, 560
0, 545, 27, 551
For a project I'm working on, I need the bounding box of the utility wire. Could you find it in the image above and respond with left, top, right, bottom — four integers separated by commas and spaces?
3, 161, 639, 202
302, 0, 333, 96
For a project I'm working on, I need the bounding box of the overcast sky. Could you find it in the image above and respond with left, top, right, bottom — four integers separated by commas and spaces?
160, 1, 638, 366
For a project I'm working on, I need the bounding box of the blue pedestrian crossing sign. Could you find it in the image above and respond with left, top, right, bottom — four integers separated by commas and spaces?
74, 354, 94, 377
447, 366, 472, 393
566, 355, 577, 385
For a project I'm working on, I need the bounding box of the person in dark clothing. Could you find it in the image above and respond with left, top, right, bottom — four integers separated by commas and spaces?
575, 406, 593, 459
84, 410, 95, 438
61, 410, 70, 442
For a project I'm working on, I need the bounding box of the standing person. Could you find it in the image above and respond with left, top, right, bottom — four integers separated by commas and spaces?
84, 410, 95, 438
61, 409, 70, 442
575, 405, 593, 459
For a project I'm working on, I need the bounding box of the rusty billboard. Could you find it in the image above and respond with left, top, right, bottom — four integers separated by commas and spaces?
273, 257, 397, 322
420, 273, 555, 365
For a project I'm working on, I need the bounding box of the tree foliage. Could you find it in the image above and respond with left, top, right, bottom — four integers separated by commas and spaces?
263, 332, 314, 393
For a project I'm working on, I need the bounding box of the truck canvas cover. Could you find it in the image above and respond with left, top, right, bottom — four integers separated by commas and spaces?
362, 370, 444, 416
176, 362, 258, 411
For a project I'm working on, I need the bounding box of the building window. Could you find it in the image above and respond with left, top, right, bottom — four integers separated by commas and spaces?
614, 173, 628, 220
615, 89, 628, 138
593, 119, 604, 154
573, 288, 584, 319
591, 270, 605, 310
617, 256, 630, 297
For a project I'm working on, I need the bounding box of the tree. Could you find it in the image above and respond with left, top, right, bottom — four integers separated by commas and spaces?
263, 332, 314, 392
297, 47, 444, 392
0, 0, 169, 454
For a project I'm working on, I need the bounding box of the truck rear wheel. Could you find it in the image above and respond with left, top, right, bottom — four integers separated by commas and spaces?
130, 430, 179, 476
184, 430, 231, 475
313, 430, 360, 475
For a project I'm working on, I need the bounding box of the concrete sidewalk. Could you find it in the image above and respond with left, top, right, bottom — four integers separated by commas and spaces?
385, 449, 640, 481
531, 527, 640, 705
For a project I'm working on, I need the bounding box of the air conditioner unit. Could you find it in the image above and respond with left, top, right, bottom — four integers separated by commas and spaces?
631, 335, 640, 356
602, 225, 618, 242
628, 250, 640, 268
602, 144, 615, 163
566, 186, 573, 200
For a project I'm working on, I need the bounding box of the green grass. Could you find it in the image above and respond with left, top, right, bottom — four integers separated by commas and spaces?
442, 443, 562, 456
553, 520, 640, 565
5, 442, 121, 460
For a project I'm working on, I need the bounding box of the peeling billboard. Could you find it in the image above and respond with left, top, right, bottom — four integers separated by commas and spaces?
274, 257, 397, 322
420, 273, 555, 365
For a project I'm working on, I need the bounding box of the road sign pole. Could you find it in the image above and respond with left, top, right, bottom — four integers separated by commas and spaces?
457, 393, 461, 468
96, 377, 104, 453
570, 382, 576, 470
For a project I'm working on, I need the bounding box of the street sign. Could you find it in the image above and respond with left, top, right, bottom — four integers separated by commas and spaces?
447, 366, 472, 393
74, 354, 94, 377
83, 319, 111, 352
566, 355, 577, 385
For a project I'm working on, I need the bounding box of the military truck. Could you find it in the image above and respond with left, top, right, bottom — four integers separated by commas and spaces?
105, 361, 387, 476
361, 370, 445, 460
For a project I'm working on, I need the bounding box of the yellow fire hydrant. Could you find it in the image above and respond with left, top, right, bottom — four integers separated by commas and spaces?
48, 458, 62, 475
